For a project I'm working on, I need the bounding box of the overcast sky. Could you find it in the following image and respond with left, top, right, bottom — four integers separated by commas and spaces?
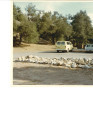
14, 2, 93, 25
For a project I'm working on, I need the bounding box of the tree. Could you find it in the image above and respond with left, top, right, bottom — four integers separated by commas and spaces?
37, 11, 72, 44
25, 3, 37, 21
18, 21, 39, 44
13, 3, 39, 45
54, 15, 72, 42
71, 10, 93, 48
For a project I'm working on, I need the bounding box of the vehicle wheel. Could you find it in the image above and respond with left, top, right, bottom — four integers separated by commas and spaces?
67, 48, 69, 52
71, 48, 73, 52
57, 50, 59, 53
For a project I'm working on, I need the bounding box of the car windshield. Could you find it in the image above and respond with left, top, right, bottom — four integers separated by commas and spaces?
57, 42, 65, 45
86, 45, 90, 47
86, 45, 93, 47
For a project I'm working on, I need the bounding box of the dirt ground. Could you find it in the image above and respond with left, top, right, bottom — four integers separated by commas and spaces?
13, 44, 93, 85
13, 43, 55, 53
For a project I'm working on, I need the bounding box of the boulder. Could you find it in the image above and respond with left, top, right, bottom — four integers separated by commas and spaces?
18, 57, 22, 62
21, 56, 25, 61
83, 65, 91, 69
71, 63, 77, 68
15, 56, 93, 69
67, 60, 72, 65
57, 60, 64, 66
66, 64, 71, 68
90, 60, 93, 65
75, 58, 85, 65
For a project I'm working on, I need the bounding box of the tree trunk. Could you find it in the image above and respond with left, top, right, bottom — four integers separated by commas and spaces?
52, 34, 55, 45
19, 34, 22, 45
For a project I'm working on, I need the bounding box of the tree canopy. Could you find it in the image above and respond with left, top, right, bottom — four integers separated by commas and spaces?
71, 10, 93, 47
13, 3, 93, 48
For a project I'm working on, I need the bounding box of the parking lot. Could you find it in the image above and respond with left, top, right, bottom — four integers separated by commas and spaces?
14, 50, 93, 60
13, 44, 93, 85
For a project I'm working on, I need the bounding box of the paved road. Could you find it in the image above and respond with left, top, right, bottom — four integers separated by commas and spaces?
13, 50, 93, 60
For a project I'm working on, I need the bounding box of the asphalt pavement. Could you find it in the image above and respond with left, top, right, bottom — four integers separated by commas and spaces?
13, 50, 93, 60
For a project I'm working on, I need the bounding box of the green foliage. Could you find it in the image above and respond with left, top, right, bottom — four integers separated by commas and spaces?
18, 21, 39, 43
13, 19, 17, 33
37, 11, 72, 44
25, 3, 37, 21
13, 3, 39, 45
71, 10, 93, 47
13, 3, 93, 47
57, 35, 65, 41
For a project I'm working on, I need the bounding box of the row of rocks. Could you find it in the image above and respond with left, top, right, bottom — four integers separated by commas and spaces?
15, 55, 93, 69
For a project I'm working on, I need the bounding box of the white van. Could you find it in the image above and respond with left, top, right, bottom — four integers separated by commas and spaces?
55, 41, 73, 52
85, 44, 93, 52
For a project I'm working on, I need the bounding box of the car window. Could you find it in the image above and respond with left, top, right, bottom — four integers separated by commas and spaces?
67, 42, 70, 45
61, 42, 65, 45
87, 45, 90, 47
57, 42, 65, 45
57, 42, 61, 45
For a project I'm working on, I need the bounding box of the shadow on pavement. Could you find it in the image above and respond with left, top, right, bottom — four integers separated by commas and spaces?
39, 50, 93, 54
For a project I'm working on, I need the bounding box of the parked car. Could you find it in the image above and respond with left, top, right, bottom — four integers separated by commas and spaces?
55, 41, 73, 52
85, 44, 93, 52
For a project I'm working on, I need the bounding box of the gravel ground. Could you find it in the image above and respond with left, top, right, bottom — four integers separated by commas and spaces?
14, 51, 93, 60
13, 44, 93, 60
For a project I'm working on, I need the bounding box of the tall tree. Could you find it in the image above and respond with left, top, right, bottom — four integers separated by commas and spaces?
25, 3, 37, 21
13, 3, 39, 45
37, 11, 72, 44
71, 10, 93, 48
18, 20, 39, 44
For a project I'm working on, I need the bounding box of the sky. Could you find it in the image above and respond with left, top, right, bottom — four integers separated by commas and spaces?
14, 1, 93, 24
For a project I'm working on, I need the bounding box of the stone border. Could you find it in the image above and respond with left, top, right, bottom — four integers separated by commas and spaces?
14, 55, 93, 69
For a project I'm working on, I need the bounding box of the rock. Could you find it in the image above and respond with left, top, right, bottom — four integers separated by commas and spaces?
57, 60, 64, 66
41, 58, 48, 64
70, 58, 75, 62
82, 65, 91, 69
71, 63, 77, 68
47, 59, 52, 64
45, 58, 49, 64
67, 60, 72, 65
14, 59, 19, 62
63, 58, 67, 64
59, 57, 63, 60
21, 56, 25, 61
75, 58, 85, 65
27, 59, 32, 62
18, 57, 22, 61
51, 59, 58, 65
83, 58, 89, 64
27, 58, 35, 63
90, 60, 93, 65
77, 65, 84, 68
66, 64, 71, 68
77, 64, 91, 69
61, 63, 66, 67
25, 55, 34, 60
34, 56, 39, 59
15, 55, 93, 69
